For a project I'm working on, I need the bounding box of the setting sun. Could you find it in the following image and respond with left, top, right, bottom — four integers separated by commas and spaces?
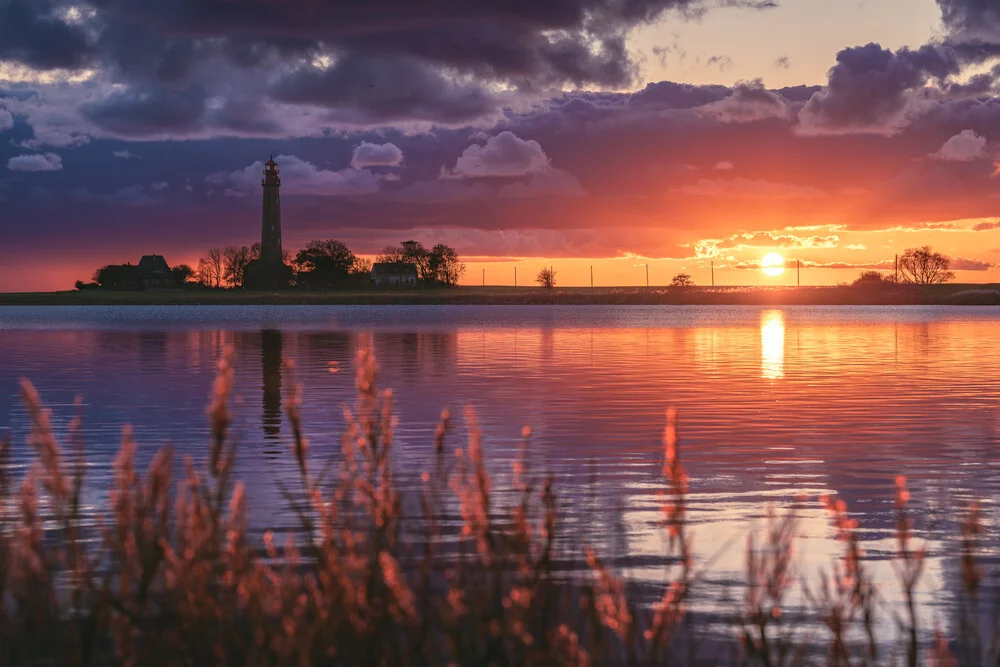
761, 252, 785, 277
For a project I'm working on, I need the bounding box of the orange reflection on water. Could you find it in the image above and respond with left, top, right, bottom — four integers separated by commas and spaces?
760, 309, 785, 380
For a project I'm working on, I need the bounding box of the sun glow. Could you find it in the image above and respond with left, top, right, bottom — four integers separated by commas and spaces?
761, 252, 785, 277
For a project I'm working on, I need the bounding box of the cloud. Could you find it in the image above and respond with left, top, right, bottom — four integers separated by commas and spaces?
7, 152, 63, 172
269, 54, 499, 125
797, 43, 960, 135
443, 132, 551, 178
700, 79, 789, 123
498, 168, 585, 198
951, 256, 994, 270
774, 55, 790, 70
207, 154, 383, 197
19, 127, 90, 149
0, 0, 93, 70
714, 160, 734, 170
351, 142, 404, 169
672, 178, 824, 199
113, 150, 138, 159
931, 129, 989, 161
972, 220, 1000, 231
81, 86, 207, 137
0, 108, 13, 132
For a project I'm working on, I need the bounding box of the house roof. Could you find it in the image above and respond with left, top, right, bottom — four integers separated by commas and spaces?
138, 254, 170, 276
371, 262, 418, 276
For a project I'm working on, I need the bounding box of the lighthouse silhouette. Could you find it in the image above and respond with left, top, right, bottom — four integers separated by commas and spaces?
245, 156, 291, 290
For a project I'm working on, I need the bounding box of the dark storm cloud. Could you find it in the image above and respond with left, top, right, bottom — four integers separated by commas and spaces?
799, 43, 961, 135
0, 0, 93, 70
938, 0, 1000, 40
85, 0, 775, 86
269, 54, 498, 124
81, 86, 206, 136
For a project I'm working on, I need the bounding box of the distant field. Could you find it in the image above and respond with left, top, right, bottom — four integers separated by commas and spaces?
1, 284, 999, 306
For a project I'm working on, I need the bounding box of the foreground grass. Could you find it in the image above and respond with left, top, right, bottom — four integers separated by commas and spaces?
2, 283, 1000, 306
0, 347, 996, 666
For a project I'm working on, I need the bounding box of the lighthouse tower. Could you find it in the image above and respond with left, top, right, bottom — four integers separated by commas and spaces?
260, 157, 282, 264
245, 156, 291, 290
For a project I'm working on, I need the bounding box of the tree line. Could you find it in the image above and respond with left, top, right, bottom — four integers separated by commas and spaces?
82, 240, 466, 290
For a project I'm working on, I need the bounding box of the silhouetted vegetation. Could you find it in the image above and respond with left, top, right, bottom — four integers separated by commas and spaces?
537, 266, 557, 288
670, 273, 694, 287
0, 347, 995, 665
898, 246, 955, 285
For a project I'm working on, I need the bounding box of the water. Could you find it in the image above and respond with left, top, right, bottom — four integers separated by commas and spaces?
1, 304, 999, 640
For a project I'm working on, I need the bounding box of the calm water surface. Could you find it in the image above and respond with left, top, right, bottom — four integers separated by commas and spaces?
1, 305, 998, 635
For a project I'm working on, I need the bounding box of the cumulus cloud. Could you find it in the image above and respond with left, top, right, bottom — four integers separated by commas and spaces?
798, 43, 960, 135
931, 129, 989, 161
700, 79, 789, 123
7, 152, 63, 172
351, 142, 404, 169
207, 154, 382, 197
0, 108, 13, 132
443, 132, 551, 179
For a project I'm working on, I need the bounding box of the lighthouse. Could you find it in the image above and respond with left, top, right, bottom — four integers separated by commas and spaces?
260, 157, 282, 264
245, 156, 291, 290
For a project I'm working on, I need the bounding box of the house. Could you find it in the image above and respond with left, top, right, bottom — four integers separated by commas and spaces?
371, 262, 418, 287
138, 254, 174, 289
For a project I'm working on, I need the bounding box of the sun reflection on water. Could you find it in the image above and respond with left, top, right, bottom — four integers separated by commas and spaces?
760, 309, 785, 379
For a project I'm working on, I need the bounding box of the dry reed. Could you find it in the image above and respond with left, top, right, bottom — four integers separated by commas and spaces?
0, 346, 994, 666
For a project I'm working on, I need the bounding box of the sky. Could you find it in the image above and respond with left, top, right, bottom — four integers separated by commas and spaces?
3, 0, 1000, 290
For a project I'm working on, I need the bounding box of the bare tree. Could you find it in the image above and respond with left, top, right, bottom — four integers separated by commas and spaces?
670, 273, 694, 287
376, 244, 406, 264
223, 245, 252, 288
536, 266, 557, 288
897, 246, 955, 285
197, 248, 224, 288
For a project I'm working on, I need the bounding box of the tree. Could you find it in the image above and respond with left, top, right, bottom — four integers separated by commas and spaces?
401, 240, 435, 282
670, 273, 694, 287
93, 264, 141, 290
197, 248, 224, 288
897, 246, 955, 285
351, 256, 373, 276
376, 244, 406, 264
295, 239, 356, 288
429, 244, 466, 286
536, 266, 557, 288
223, 245, 252, 288
171, 264, 195, 287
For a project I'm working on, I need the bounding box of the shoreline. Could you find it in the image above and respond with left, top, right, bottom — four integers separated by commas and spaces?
2, 284, 1000, 306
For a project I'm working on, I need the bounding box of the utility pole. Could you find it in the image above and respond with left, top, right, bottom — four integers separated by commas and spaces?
645, 263, 649, 288
482, 268, 485, 287
711, 260, 715, 287
895, 254, 898, 282
514, 266, 517, 287
797, 259, 800, 287
590, 265, 594, 289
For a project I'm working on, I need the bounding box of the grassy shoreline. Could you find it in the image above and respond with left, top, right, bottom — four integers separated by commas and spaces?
2, 283, 1000, 306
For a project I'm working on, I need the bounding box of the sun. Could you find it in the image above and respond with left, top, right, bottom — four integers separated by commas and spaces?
761, 252, 785, 277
